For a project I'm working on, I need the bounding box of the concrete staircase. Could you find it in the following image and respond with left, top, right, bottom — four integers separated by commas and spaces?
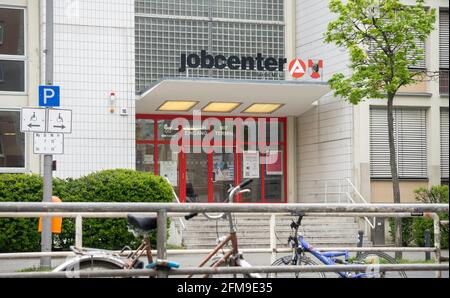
182, 215, 372, 249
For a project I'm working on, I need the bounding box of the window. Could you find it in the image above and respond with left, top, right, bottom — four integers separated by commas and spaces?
370, 107, 427, 179
0, 7, 25, 93
0, 110, 25, 169
439, 10, 449, 95
441, 109, 449, 181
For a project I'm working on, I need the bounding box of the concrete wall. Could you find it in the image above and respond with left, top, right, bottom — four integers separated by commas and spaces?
296, 94, 353, 203
295, 0, 354, 203
295, 0, 350, 82
41, 0, 136, 178
371, 180, 430, 203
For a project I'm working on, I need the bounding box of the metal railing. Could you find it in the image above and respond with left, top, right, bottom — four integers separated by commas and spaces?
307, 178, 376, 231
0, 202, 448, 278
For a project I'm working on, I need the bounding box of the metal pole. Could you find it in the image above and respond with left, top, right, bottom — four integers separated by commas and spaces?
0, 264, 447, 278
156, 210, 168, 278
269, 214, 277, 265
357, 230, 364, 258
1, 202, 447, 213
432, 214, 441, 278
424, 229, 431, 261
40, 0, 54, 270
75, 216, 82, 248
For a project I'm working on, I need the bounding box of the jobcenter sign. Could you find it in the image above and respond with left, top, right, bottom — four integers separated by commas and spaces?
179, 50, 288, 73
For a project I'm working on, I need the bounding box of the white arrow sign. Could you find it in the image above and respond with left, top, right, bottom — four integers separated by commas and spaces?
20, 108, 47, 133
47, 109, 72, 134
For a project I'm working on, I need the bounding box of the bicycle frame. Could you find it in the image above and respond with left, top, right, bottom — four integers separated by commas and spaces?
123, 234, 154, 269
296, 236, 367, 278
287, 213, 369, 278
187, 180, 260, 278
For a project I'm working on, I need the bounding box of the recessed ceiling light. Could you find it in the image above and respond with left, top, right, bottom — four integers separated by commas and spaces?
202, 102, 242, 113
243, 103, 284, 114
157, 100, 199, 112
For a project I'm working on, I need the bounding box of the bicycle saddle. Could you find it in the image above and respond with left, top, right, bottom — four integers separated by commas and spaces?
127, 215, 157, 231
291, 211, 305, 217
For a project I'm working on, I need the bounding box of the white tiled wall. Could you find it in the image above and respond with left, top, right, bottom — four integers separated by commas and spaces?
295, 0, 350, 81
41, 0, 135, 178
296, 95, 353, 203
295, 0, 354, 202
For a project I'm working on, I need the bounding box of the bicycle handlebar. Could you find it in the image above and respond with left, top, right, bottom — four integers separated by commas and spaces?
238, 179, 253, 189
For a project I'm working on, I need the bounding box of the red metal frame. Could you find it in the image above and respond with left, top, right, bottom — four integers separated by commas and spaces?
136, 114, 288, 203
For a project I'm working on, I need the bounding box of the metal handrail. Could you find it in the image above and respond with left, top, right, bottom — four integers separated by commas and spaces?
0, 202, 447, 213
345, 192, 376, 229
0, 264, 447, 278
0, 202, 447, 278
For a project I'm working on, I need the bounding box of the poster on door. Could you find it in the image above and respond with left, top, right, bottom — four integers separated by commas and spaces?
266, 150, 282, 175
213, 155, 234, 181
160, 161, 178, 187
243, 151, 260, 179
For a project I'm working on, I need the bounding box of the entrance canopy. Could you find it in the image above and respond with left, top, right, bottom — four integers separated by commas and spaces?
136, 78, 330, 117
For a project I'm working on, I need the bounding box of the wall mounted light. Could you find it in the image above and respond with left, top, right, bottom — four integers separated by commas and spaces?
109, 92, 116, 114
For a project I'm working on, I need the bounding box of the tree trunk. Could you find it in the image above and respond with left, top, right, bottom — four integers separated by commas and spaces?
387, 94, 402, 260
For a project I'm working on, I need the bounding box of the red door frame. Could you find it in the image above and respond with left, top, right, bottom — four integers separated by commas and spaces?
136, 114, 288, 203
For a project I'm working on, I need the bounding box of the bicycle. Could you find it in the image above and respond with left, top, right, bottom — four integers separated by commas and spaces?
53, 179, 259, 278
53, 214, 180, 275
183, 178, 261, 278
270, 212, 407, 278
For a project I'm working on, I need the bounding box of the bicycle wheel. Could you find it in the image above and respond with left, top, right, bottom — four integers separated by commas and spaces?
355, 252, 407, 278
269, 255, 326, 278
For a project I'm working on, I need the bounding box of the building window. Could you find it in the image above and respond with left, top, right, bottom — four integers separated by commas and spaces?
0, 7, 25, 93
370, 107, 427, 179
440, 10, 449, 95
0, 110, 25, 169
441, 108, 449, 182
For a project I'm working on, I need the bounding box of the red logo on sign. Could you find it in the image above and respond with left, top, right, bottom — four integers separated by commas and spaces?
309, 59, 323, 79
288, 58, 307, 79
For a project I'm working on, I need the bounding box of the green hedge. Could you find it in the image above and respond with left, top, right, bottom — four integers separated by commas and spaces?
389, 185, 449, 249
0, 169, 174, 253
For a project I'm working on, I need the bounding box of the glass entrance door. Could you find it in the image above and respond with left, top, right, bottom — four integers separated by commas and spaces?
212, 152, 235, 202
136, 114, 288, 203
185, 152, 209, 203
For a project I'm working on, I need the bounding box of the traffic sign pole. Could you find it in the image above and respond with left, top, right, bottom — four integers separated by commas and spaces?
40, 0, 54, 270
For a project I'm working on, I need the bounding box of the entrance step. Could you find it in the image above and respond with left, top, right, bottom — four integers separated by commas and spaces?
182, 215, 372, 249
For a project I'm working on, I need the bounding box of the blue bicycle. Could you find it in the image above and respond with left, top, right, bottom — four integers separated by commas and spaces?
271, 212, 407, 278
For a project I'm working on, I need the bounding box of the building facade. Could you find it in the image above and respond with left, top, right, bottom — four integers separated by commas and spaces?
0, 0, 448, 208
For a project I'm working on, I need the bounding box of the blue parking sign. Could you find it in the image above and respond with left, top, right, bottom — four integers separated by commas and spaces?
39, 85, 60, 107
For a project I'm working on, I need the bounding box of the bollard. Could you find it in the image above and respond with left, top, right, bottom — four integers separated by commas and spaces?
357, 230, 364, 258
424, 229, 431, 261
157, 209, 168, 278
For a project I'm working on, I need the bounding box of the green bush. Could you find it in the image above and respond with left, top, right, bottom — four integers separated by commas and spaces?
0, 174, 44, 252
411, 186, 448, 249
0, 169, 174, 253
388, 217, 414, 247
389, 185, 448, 249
